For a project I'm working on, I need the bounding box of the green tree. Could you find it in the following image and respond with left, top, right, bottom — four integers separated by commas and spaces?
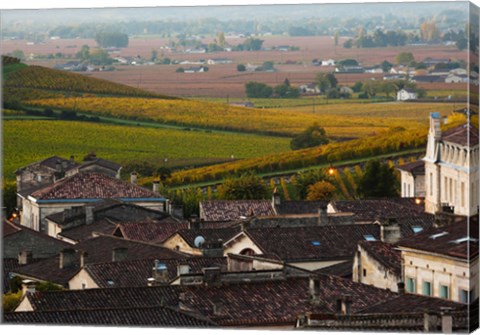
274, 84, 300, 98
343, 39, 353, 48
95, 32, 129, 48
294, 169, 328, 199
351, 81, 363, 93
217, 173, 269, 200
381, 60, 393, 72
306, 181, 337, 201
217, 31, 226, 48
334, 31, 339, 46
237, 64, 246, 72
396, 52, 415, 65
2, 180, 17, 217
88, 48, 113, 65
76, 45, 90, 60
243, 37, 264, 51
315, 73, 337, 93
357, 160, 399, 198
290, 123, 329, 150
151, 49, 158, 62
245, 81, 273, 98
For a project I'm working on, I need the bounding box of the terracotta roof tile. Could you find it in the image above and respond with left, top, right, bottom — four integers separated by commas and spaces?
58, 219, 117, 243
359, 241, 401, 277
396, 217, 479, 259
31, 172, 162, 200
84, 257, 226, 288
200, 200, 275, 222
4, 306, 215, 327
275, 200, 328, 215
396, 160, 425, 175
245, 224, 381, 261
442, 123, 479, 147
113, 218, 188, 244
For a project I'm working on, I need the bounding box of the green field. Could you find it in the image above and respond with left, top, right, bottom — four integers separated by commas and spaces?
2, 120, 290, 180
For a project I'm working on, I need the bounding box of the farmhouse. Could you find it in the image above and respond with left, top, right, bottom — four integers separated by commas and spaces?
207, 58, 232, 65
321, 59, 335, 66
184, 66, 206, 73
396, 88, 418, 101
445, 74, 469, 84
299, 83, 320, 94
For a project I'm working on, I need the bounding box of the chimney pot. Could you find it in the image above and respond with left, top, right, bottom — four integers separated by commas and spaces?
153, 180, 160, 193
59, 248, 76, 269
80, 251, 88, 268
130, 172, 138, 184
18, 250, 33, 265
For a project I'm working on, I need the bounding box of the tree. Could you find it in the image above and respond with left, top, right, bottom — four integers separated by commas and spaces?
420, 19, 440, 42
294, 169, 328, 199
242, 37, 264, 51
351, 81, 363, 93
333, 31, 339, 46
2, 180, 17, 217
260, 61, 275, 71
396, 52, 414, 65
151, 49, 158, 62
88, 48, 113, 65
76, 45, 90, 60
274, 83, 300, 98
245, 81, 273, 98
357, 160, 398, 198
217, 173, 269, 200
290, 123, 329, 150
95, 32, 129, 48
306, 181, 337, 201
315, 73, 337, 93
217, 31, 226, 48
381, 60, 393, 73
237, 64, 246, 72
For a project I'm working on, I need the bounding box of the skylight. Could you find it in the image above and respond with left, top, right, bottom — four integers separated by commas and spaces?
429, 232, 449, 240
450, 236, 479, 244
311, 241, 321, 246
412, 226, 423, 234
363, 235, 376, 241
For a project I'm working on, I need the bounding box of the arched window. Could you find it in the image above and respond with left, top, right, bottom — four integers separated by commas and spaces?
240, 248, 255, 256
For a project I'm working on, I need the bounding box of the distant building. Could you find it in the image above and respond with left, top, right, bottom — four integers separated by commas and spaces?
445, 74, 469, 84
207, 58, 232, 65
184, 66, 206, 73
335, 66, 364, 73
299, 83, 320, 94
397, 88, 418, 101
321, 59, 335, 66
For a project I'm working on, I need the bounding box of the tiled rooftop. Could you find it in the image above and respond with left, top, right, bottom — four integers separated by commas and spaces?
359, 241, 401, 277
396, 160, 425, 175
396, 218, 479, 260
176, 226, 242, 248
442, 123, 479, 147
245, 224, 380, 261
329, 199, 429, 223
84, 257, 227, 288
314, 260, 353, 279
200, 200, 275, 222
275, 200, 328, 215
16, 156, 78, 174
31, 172, 162, 200
4, 306, 216, 327
58, 218, 117, 243
113, 218, 188, 244
12, 235, 185, 286
3, 220, 21, 237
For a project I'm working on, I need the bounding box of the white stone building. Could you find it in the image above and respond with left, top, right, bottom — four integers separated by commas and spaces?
423, 112, 479, 216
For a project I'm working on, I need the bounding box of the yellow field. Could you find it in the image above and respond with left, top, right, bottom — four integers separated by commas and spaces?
26, 96, 456, 138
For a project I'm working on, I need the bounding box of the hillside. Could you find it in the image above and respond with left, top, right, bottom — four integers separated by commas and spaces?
3, 64, 173, 99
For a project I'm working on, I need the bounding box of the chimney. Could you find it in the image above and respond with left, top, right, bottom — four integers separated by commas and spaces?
153, 180, 160, 193
18, 250, 33, 265
152, 259, 169, 284
336, 295, 352, 315
130, 172, 138, 184
21, 279, 36, 296
85, 206, 94, 225
309, 276, 321, 305
397, 282, 405, 294
177, 264, 191, 277
70, 155, 75, 163
272, 187, 281, 207
429, 112, 442, 141
188, 215, 200, 229
171, 203, 184, 220
55, 160, 62, 173
202, 267, 221, 285
380, 219, 401, 244
59, 248, 76, 269
202, 239, 224, 258
112, 247, 128, 262
440, 307, 453, 333
317, 204, 328, 226
80, 251, 88, 268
